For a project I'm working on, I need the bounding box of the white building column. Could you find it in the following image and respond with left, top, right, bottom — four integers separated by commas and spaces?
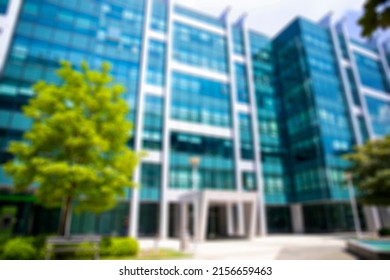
159, 0, 175, 240
245, 201, 257, 239
290, 204, 304, 234
323, 14, 362, 144
378, 207, 390, 228
363, 206, 381, 233
180, 202, 187, 235
339, 19, 376, 139
197, 195, 209, 242
226, 203, 234, 236
0, 0, 22, 75
241, 16, 267, 236
128, 0, 153, 238
224, 9, 245, 236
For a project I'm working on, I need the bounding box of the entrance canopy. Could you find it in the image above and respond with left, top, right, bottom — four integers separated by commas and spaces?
179, 190, 257, 242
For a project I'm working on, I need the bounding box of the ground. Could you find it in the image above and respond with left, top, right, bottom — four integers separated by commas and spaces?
139, 234, 359, 260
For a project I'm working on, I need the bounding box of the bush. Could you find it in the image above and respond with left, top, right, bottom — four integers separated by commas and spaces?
105, 237, 139, 257
100, 237, 112, 256
1, 238, 37, 260
73, 242, 96, 260
378, 228, 390, 237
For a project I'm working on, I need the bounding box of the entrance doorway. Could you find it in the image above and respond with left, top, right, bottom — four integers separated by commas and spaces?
207, 205, 227, 239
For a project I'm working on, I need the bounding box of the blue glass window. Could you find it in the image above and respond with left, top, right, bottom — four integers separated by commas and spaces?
365, 96, 390, 136
146, 40, 166, 86
355, 52, 388, 92
0, 0, 9, 14
171, 72, 231, 127
338, 34, 349, 60
358, 116, 369, 143
169, 132, 235, 190
143, 95, 163, 150
242, 172, 256, 191
235, 63, 249, 103
173, 22, 228, 73
140, 163, 161, 201
150, 0, 167, 32
238, 113, 254, 160
232, 26, 245, 55
346, 68, 361, 106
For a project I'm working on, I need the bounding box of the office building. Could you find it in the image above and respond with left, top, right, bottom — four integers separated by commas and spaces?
0, 0, 389, 238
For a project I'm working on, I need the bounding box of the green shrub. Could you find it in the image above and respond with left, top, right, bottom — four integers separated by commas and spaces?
74, 242, 96, 260
1, 238, 37, 260
378, 228, 390, 236
31, 235, 48, 250
106, 237, 139, 257
100, 237, 112, 256
101, 236, 112, 248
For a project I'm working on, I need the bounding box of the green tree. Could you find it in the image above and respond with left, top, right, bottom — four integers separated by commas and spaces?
359, 0, 390, 37
344, 135, 390, 205
3, 61, 143, 236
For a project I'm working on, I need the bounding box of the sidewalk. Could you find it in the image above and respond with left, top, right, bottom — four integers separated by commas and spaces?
138, 234, 358, 260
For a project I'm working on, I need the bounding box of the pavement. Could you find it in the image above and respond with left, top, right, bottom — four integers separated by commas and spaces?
138, 234, 359, 260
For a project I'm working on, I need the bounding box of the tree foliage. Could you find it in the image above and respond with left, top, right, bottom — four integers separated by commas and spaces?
3, 61, 143, 235
344, 135, 390, 205
359, 0, 390, 37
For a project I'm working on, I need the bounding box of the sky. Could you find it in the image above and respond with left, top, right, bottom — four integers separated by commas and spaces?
174, 0, 367, 37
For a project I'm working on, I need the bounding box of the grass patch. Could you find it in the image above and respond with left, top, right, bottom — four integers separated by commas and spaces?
101, 248, 191, 260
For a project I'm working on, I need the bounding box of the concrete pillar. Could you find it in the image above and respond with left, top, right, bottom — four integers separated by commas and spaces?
291, 204, 304, 234
226, 203, 234, 236
129, 189, 139, 237
193, 198, 199, 239
158, 201, 169, 239
244, 201, 256, 240
363, 206, 381, 232
197, 196, 208, 242
378, 207, 390, 228
237, 203, 245, 235
180, 202, 188, 238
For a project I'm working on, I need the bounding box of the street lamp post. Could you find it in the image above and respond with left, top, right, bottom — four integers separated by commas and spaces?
189, 157, 200, 191
345, 172, 362, 239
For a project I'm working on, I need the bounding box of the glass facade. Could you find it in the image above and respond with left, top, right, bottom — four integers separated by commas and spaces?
365, 96, 390, 136
0, 0, 8, 14
150, 0, 167, 33
235, 63, 249, 103
274, 19, 356, 204
232, 26, 245, 55
1, 0, 389, 236
146, 40, 166, 86
238, 113, 254, 160
142, 95, 163, 150
169, 132, 235, 190
346, 68, 361, 106
251, 32, 286, 204
140, 163, 161, 201
1, 0, 139, 161
354, 52, 388, 92
173, 22, 228, 73
171, 72, 231, 127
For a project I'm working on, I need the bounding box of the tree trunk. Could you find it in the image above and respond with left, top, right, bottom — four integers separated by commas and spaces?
58, 196, 73, 237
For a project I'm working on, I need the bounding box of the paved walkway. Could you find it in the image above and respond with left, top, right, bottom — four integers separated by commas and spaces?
138, 234, 359, 260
